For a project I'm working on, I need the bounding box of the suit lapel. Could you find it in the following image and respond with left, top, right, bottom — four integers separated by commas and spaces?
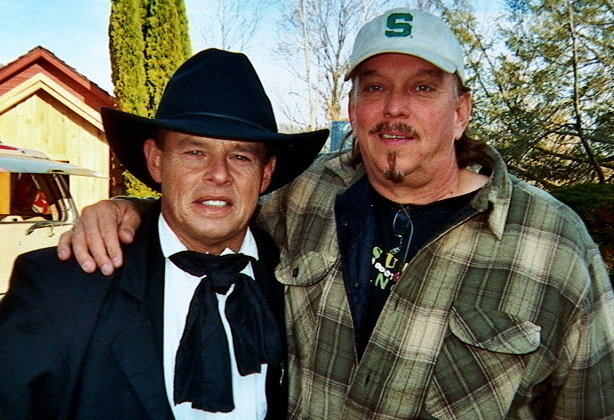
250, 225, 281, 313
250, 226, 289, 419
111, 202, 172, 419
112, 308, 170, 419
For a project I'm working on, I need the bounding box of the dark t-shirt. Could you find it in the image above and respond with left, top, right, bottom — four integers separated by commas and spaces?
357, 188, 476, 358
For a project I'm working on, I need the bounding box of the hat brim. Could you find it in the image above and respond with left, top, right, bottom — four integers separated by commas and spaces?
344, 48, 461, 81
101, 107, 329, 194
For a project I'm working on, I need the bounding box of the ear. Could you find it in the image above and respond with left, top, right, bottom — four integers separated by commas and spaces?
259, 156, 276, 194
143, 139, 163, 183
454, 92, 472, 140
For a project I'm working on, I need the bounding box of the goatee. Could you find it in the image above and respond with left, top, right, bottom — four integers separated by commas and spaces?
383, 151, 405, 183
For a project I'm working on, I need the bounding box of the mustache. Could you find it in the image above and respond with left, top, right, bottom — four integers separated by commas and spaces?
368, 122, 419, 138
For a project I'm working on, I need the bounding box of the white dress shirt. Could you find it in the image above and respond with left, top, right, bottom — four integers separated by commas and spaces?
158, 215, 268, 420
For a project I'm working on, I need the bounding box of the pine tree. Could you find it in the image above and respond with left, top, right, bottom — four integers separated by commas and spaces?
492, 0, 612, 185
434, 0, 613, 187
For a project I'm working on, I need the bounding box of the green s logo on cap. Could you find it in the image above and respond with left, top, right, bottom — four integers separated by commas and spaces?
385, 13, 413, 37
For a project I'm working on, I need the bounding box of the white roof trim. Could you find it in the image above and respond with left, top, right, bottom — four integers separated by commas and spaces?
0, 73, 104, 130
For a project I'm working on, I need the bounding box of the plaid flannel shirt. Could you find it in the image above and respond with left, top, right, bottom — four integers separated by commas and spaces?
257, 146, 614, 419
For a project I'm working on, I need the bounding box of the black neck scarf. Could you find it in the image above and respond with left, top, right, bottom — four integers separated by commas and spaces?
169, 251, 283, 412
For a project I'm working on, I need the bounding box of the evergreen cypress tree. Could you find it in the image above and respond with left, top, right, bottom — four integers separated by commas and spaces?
143, 0, 192, 115
109, 0, 148, 116
108, 0, 191, 194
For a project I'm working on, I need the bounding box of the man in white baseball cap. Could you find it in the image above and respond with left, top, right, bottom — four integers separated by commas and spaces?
58, 8, 614, 419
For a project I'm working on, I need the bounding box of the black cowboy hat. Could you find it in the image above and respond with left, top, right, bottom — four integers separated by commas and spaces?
101, 48, 329, 193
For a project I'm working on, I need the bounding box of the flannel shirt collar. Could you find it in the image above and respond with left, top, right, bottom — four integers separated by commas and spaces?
468, 146, 512, 240
328, 145, 511, 240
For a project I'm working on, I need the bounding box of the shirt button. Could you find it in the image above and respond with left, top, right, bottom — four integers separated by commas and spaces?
292, 267, 299, 278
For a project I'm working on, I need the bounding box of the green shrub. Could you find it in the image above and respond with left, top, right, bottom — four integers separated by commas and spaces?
551, 183, 614, 276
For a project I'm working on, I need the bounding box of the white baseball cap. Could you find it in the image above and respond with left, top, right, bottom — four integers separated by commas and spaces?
345, 8, 466, 83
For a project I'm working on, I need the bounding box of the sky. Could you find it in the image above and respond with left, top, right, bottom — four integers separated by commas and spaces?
1, 1, 112, 89
0, 0, 504, 125
0, 0, 298, 121
0, 0, 303, 93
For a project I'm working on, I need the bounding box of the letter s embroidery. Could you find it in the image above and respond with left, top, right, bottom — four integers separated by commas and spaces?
385, 13, 413, 37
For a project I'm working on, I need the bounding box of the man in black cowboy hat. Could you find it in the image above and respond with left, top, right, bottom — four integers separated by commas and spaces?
0, 48, 327, 419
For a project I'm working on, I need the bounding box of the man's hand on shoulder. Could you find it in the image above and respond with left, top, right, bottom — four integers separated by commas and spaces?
57, 199, 141, 276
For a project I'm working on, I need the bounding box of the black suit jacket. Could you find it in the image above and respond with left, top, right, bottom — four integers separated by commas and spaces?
0, 203, 286, 419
